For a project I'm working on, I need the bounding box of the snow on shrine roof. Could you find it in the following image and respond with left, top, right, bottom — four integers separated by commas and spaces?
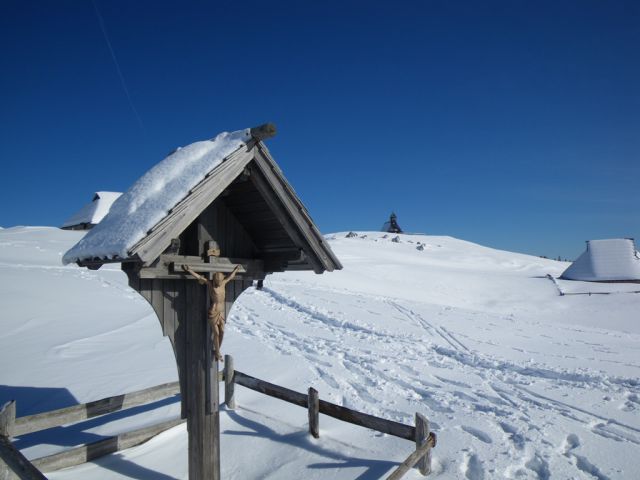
560, 238, 640, 282
62, 191, 122, 228
63, 129, 251, 265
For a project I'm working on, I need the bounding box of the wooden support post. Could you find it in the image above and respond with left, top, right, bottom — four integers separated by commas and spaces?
224, 355, 236, 410
308, 387, 319, 439
185, 281, 220, 480
415, 412, 431, 476
0, 401, 15, 438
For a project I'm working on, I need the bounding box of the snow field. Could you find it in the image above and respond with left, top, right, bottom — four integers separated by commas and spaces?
1, 228, 638, 479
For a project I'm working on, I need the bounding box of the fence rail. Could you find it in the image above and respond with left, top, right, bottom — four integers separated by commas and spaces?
1, 357, 435, 479
226, 355, 435, 478
31, 417, 185, 473
232, 365, 417, 441
13, 381, 181, 437
0, 383, 184, 479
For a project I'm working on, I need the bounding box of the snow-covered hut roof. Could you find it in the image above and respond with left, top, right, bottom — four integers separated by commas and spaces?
63, 125, 341, 274
61, 191, 122, 230
560, 238, 640, 282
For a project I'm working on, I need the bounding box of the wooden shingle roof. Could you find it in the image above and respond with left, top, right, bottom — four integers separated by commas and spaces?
70, 125, 341, 274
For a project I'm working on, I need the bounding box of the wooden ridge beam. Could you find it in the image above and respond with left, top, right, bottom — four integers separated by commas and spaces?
250, 123, 277, 141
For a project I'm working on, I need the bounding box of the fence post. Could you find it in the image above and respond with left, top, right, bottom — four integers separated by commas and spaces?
1, 436, 48, 480
0, 401, 15, 438
1, 401, 48, 480
308, 388, 319, 438
224, 355, 236, 410
415, 412, 431, 475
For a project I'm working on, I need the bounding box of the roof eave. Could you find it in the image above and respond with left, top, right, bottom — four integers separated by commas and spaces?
252, 142, 342, 274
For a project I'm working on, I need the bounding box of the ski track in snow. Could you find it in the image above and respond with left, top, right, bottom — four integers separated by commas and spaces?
228, 282, 638, 479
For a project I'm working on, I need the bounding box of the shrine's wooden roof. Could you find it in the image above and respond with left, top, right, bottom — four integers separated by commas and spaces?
73, 125, 341, 274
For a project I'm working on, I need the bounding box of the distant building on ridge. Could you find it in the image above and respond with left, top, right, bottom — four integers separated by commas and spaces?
560, 238, 640, 283
61, 191, 122, 231
381, 212, 403, 234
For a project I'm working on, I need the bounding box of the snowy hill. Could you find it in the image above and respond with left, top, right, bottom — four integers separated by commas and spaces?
1, 227, 638, 479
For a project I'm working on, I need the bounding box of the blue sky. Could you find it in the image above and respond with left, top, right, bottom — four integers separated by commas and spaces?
1, 1, 638, 259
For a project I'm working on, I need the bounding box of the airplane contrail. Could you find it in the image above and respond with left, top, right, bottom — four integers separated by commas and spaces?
91, 0, 145, 131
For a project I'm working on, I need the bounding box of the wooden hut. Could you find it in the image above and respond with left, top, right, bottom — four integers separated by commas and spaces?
560, 238, 640, 282
61, 191, 122, 230
63, 124, 341, 479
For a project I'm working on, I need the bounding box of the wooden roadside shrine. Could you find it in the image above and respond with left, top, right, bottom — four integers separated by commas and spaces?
67, 124, 342, 479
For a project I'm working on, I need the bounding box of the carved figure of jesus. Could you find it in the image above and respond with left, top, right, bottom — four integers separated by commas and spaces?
183, 265, 241, 362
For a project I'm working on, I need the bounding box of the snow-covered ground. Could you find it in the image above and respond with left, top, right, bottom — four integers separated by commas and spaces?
1, 227, 639, 479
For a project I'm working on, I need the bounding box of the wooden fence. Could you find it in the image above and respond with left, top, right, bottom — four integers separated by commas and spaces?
0, 380, 185, 478
1, 357, 435, 479
224, 356, 436, 478
545, 274, 640, 296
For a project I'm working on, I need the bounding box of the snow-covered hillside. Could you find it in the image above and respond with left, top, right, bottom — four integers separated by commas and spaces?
1, 227, 638, 479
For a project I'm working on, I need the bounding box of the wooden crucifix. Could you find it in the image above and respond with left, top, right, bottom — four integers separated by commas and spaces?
182, 264, 240, 362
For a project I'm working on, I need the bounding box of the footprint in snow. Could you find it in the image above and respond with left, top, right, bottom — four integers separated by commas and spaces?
561, 433, 580, 453
619, 393, 639, 412
498, 422, 525, 450
461, 425, 493, 444
461, 452, 485, 480
524, 453, 550, 480
562, 434, 611, 480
